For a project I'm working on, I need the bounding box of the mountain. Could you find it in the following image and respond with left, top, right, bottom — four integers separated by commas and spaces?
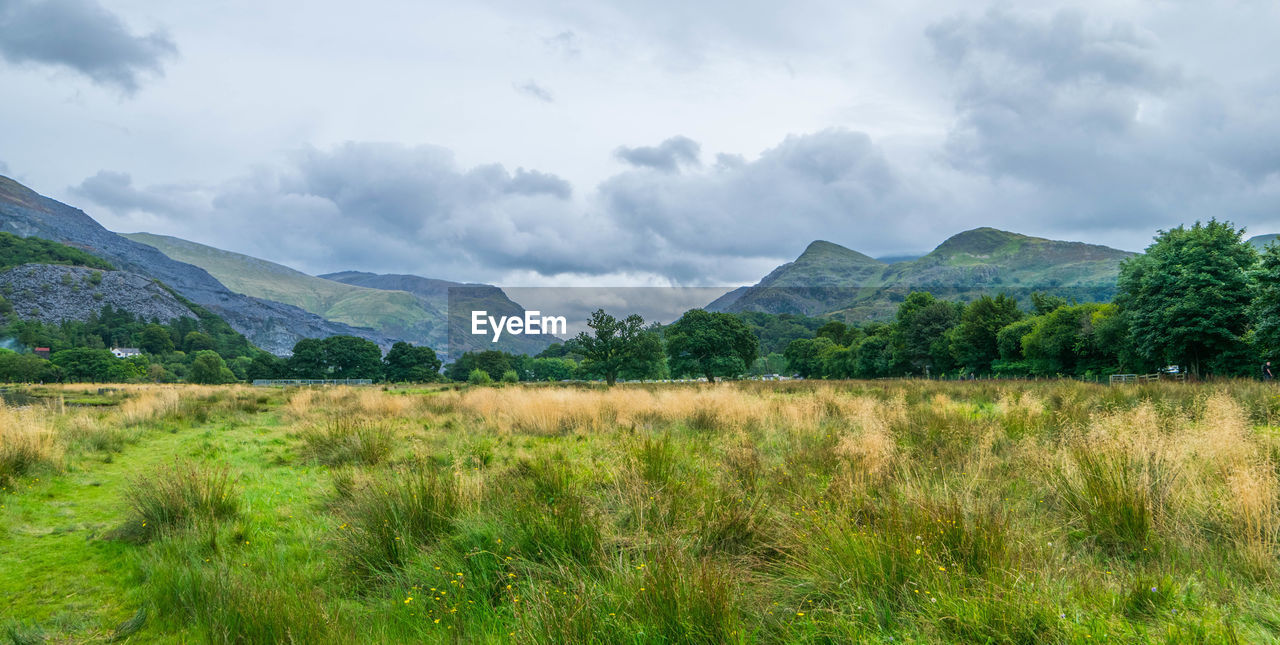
320, 271, 556, 357
1248, 234, 1278, 251
0, 175, 391, 355
712, 228, 1135, 320
122, 233, 443, 347
0, 263, 196, 326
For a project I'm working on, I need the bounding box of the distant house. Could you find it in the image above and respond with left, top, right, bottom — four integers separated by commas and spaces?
34, 347, 51, 359
111, 347, 142, 358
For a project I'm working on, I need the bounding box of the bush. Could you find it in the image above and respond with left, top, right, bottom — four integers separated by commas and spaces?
116, 461, 239, 543
467, 368, 493, 385
336, 468, 460, 578
298, 418, 394, 466
500, 369, 519, 383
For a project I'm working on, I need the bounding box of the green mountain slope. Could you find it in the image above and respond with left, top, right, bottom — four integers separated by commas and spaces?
122, 233, 442, 345
1248, 234, 1278, 251
714, 228, 1135, 321
122, 234, 558, 357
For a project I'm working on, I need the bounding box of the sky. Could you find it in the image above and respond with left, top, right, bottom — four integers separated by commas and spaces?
3, 0, 1280, 288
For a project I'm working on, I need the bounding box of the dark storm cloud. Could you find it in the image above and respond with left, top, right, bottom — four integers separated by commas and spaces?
926, 7, 1280, 238
513, 80, 554, 102
73, 142, 606, 282
614, 136, 701, 173
600, 129, 915, 264
0, 0, 176, 94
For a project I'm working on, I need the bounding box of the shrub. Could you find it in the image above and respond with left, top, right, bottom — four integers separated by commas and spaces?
500, 370, 519, 383
468, 368, 493, 385
299, 417, 394, 466
116, 461, 239, 543
336, 468, 460, 578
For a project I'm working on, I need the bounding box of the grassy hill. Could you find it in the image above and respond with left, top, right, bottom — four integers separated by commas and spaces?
715, 228, 1135, 321
123, 233, 441, 344
123, 234, 558, 357
1248, 234, 1278, 251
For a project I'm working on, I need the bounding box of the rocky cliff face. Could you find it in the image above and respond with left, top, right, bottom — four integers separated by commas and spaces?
0, 176, 393, 354
0, 263, 196, 324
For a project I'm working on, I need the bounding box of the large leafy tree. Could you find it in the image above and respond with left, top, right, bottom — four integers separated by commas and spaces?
1249, 243, 1280, 362
569, 309, 662, 386
383, 341, 442, 382
893, 292, 962, 376
322, 336, 384, 380
783, 336, 835, 378
1116, 220, 1256, 377
949, 294, 1023, 373
664, 309, 758, 382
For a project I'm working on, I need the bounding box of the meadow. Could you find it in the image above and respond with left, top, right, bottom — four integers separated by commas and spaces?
1, 380, 1278, 643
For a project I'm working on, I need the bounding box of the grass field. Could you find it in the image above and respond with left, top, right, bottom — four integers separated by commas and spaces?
2, 380, 1279, 643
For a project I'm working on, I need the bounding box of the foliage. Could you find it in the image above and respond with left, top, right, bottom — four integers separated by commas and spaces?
569, 309, 664, 386
382, 341, 441, 382
189, 351, 236, 385
0, 231, 114, 271
1249, 242, 1280, 362
892, 291, 962, 376
1117, 220, 1256, 376
467, 367, 493, 385
287, 335, 383, 379
665, 309, 758, 381
949, 294, 1023, 372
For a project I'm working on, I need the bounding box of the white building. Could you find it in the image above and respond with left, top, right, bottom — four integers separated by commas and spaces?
111, 347, 142, 358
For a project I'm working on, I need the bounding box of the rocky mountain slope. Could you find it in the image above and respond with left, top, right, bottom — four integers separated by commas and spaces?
0, 175, 391, 354
712, 228, 1135, 320
0, 263, 196, 325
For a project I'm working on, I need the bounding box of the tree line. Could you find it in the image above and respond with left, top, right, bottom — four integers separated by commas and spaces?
4, 220, 1277, 384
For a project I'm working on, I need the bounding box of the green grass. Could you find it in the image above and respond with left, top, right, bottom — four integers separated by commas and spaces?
1, 381, 1279, 643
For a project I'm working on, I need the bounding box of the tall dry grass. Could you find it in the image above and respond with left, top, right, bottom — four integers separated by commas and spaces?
0, 402, 62, 487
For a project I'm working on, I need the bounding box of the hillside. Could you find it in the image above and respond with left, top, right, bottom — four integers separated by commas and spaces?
713, 228, 1135, 320
0, 175, 390, 355
122, 233, 442, 346
321, 271, 556, 357
1248, 234, 1278, 251
0, 263, 196, 325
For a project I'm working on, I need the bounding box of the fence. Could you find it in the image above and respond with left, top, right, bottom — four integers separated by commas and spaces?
1108, 373, 1186, 385
251, 379, 374, 387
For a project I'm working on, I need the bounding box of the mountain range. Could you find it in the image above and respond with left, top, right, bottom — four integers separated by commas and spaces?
709, 228, 1140, 320
4, 173, 1279, 355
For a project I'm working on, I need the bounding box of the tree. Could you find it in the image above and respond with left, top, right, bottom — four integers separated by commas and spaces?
321, 336, 383, 380
467, 368, 493, 385
527, 357, 576, 382
183, 331, 216, 353
664, 309, 758, 382
893, 292, 962, 376
570, 309, 663, 386
245, 352, 286, 381
1250, 243, 1280, 362
190, 350, 235, 384
288, 338, 327, 377
51, 348, 142, 382
139, 323, 174, 355
1116, 220, 1255, 377
949, 294, 1023, 373
783, 337, 835, 378
383, 342, 442, 382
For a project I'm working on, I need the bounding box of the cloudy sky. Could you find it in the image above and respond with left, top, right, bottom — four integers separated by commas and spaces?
3, 0, 1280, 287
